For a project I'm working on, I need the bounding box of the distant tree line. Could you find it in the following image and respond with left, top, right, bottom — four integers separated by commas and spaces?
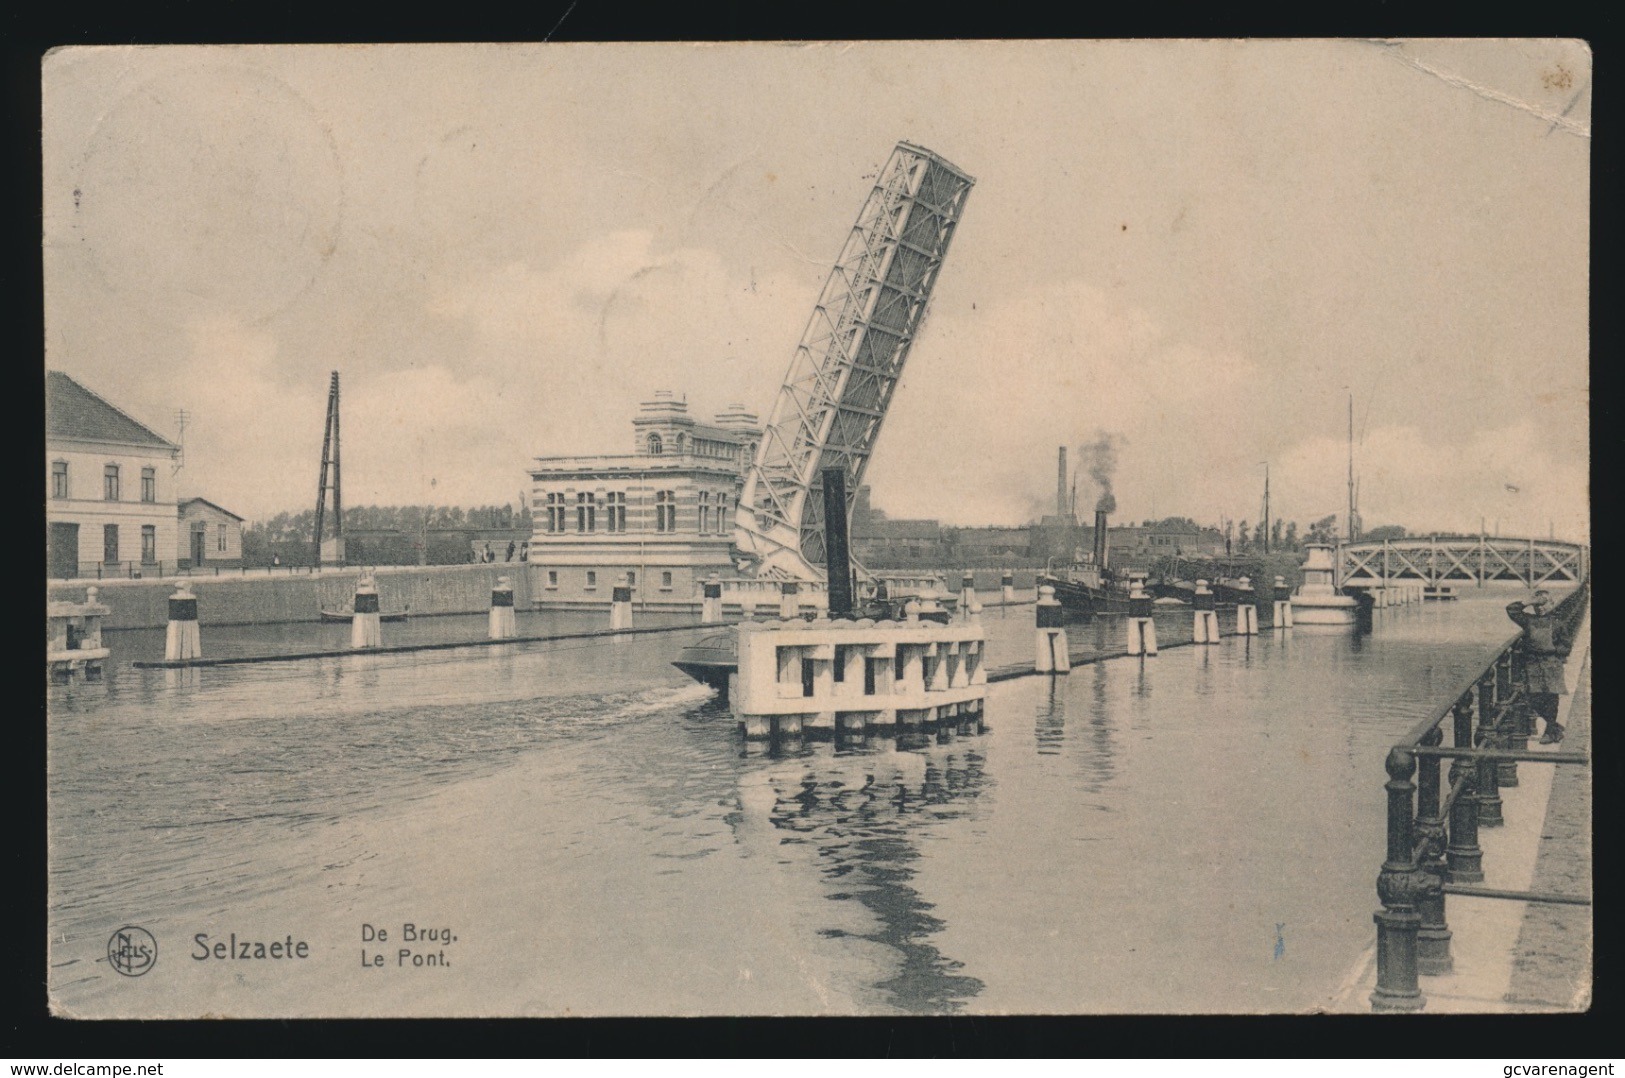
242, 504, 533, 566
1220, 515, 1409, 555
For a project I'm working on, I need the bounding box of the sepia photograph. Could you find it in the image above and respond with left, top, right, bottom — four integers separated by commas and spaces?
43, 39, 1590, 1019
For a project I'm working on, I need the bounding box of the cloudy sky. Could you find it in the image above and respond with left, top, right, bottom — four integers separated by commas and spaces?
43, 40, 1590, 539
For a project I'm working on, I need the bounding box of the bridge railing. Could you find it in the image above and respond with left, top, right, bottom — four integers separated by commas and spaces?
1369, 576, 1589, 1011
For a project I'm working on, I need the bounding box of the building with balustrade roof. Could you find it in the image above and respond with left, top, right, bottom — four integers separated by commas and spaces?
527, 391, 762, 609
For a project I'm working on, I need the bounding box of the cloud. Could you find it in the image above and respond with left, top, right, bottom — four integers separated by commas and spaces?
425, 230, 812, 457
864, 279, 1257, 525
1275, 421, 1589, 541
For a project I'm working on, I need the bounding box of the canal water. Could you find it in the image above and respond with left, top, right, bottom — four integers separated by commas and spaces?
48, 591, 1551, 1016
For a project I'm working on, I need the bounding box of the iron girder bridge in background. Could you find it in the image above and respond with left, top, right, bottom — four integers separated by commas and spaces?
734, 142, 975, 581
1340, 536, 1588, 588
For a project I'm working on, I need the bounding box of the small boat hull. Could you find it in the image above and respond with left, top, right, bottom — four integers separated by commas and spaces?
1039, 576, 1134, 619
673, 630, 737, 696
321, 609, 410, 623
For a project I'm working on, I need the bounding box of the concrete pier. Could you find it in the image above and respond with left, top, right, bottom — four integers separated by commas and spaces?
50, 586, 112, 678
779, 581, 800, 621
732, 606, 985, 741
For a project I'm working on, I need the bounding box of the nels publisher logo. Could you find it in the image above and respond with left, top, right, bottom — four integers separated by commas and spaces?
107, 925, 157, 977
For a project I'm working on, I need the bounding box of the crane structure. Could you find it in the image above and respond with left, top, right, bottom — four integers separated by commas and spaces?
733, 141, 975, 581
313, 370, 345, 566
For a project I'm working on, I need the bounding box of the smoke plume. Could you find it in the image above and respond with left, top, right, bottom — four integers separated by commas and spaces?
1078, 431, 1123, 514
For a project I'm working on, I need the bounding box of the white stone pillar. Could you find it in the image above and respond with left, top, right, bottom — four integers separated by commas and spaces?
489, 575, 516, 639
610, 585, 633, 630
165, 585, 202, 661
351, 574, 382, 649
702, 574, 723, 624
1035, 584, 1070, 673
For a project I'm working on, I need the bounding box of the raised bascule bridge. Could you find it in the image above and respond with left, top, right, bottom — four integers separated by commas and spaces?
732, 141, 975, 594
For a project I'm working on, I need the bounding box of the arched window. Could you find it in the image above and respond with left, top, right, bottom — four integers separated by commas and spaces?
647, 434, 663, 455
674, 434, 685, 454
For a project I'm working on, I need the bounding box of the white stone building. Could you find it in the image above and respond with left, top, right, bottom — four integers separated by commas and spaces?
528, 392, 761, 609
47, 371, 180, 578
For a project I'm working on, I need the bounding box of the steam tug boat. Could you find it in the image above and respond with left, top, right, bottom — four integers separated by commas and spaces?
1038, 508, 1139, 620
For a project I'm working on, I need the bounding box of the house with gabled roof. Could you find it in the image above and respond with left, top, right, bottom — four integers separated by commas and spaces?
178, 497, 245, 569
47, 370, 180, 578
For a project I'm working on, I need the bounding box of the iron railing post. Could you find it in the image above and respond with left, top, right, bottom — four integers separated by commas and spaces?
1373, 748, 1430, 1011
1446, 696, 1484, 882
1494, 651, 1519, 786
1413, 727, 1452, 974
1475, 674, 1504, 827
1508, 643, 1534, 746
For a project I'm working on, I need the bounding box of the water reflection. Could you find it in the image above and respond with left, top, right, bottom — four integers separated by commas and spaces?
1035, 679, 1066, 755
1081, 663, 1118, 793
742, 742, 992, 1013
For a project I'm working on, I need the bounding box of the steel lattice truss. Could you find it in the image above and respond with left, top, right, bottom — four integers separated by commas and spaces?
1340, 536, 1588, 586
735, 142, 975, 579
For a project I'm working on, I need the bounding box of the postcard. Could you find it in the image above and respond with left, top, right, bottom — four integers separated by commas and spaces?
44, 39, 1590, 1017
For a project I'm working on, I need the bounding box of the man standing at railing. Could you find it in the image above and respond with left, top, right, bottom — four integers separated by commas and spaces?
1506, 589, 1569, 744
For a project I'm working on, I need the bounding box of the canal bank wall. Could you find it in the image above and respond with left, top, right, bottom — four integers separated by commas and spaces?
46, 564, 539, 630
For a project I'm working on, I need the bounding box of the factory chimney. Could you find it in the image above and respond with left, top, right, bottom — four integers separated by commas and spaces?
1056, 447, 1069, 520
1094, 508, 1109, 570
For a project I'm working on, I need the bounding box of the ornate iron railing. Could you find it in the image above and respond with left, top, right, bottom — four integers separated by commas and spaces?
1370, 577, 1590, 1011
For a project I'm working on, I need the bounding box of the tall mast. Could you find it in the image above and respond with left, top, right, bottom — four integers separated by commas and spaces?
333, 372, 343, 557
1262, 462, 1270, 555
1347, 393, 1356, 542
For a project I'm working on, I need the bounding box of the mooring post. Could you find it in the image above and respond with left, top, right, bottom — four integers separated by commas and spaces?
164, 585, 202, 662
1233, 576, 1258, 635
351, 573, 382, 649
1034, 585, 1069, 673
1272, 575, 1294, 629
959, 571, 977, 621
1446, 696, 1484, 882
1001, 571, 1015, 605
1474, 673, 1504, 827
1192, 579, 1219, 644
1414, 727, 1453, 975
1126, 584, 1157, 656
702, 573, 724, 624
1372, 748, 1430, 1011
489, 575, 516, 640
610, 585, 634, 631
